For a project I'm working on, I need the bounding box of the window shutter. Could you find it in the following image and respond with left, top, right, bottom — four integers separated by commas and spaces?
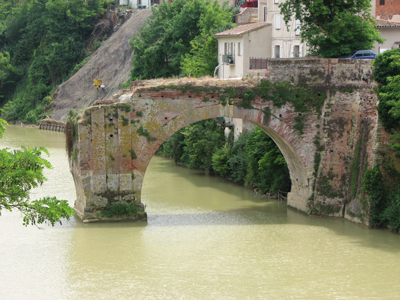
276, 15, 281, 29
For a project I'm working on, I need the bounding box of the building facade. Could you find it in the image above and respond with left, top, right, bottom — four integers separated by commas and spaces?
376, 0, 400, 21
257, 0, 307, 59
119, 0, 160, 9
214, 22, 272, 79
374, 19, 400, 53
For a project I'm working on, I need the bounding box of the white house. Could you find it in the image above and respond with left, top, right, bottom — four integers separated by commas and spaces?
119, 0, 161, 9
258, 0, 307, 59
214, 0, 307, 79
374, 19, 400, 53
213, 22, 272, 79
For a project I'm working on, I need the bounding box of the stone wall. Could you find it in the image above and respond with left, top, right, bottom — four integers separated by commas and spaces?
70, 58, 390, 224
39, 118, 66, 132
235, 8, 258, 25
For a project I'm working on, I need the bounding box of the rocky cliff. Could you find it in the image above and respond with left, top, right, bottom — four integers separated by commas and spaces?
52, 9, 152, 121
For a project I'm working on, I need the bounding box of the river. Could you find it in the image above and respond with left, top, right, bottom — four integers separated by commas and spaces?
1, 125, 400, 300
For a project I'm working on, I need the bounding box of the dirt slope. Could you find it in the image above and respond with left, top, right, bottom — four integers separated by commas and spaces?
52, 9, 152, 121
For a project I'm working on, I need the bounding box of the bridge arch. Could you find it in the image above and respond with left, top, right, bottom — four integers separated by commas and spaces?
132, 102, 313, 213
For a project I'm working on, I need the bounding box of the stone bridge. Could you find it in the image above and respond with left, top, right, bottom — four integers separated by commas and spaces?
68, 58, 389, 224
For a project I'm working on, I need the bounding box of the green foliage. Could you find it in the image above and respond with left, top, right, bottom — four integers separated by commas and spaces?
373, 48, 400, 85
373, 49, 400, 156
362, 166, 387, 227
101, 202, 138, 218
383, 191, 400, 232
244, 127, 290, 193
350, 138, 362, 199
279, 0, 383, 58
121, 115, 129, 126
0, 0, 107, 123
0, 118, 75, 226
129, 149, 137, 160
227, 131, 248, 182
156, 129, 186, 164
137, 125, 156, 142
212, 145, 230, 178
0, 116, 6, 137
294, 115, 304, 134
130, 0, 235, 80
158, 120, 291, 194
318, 176, 338, 198
367, 48, 400, 232
181, 119, 225, 170
181, 2, 234, 77
314, 152, 321, 174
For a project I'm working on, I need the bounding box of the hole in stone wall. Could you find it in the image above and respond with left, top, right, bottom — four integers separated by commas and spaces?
161, 95, 164, 98
279, 114, 282, 118
211, 96, 214, 98
109, 134, 114, 138
298, 113, 302, 116
189, 95, 192, 98
165, 117, 168, 120
139, 94, 141, 97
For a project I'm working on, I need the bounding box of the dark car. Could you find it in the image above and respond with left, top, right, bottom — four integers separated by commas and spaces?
347, 50, 377, 59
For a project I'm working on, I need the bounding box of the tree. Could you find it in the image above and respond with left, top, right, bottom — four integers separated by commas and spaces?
0, 0, 106, 123
181, 2, 235, 77
372, 48, 400, 155
0, 118, 75, 226
130, 0, 234, 80
279, 0, 383, 58
181, 119, 225, 170
244, 127, 290, 193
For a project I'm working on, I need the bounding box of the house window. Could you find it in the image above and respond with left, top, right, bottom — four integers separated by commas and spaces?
295, 20, 301, 36
224, 42, 235, 55
238, 42, 241, 56
293, 45, 300, 57
275, 15, 281, 30
274, 0, 278, 3
275, 45, 280, 58
380, 0, 385, 5
138, 0, 142, 5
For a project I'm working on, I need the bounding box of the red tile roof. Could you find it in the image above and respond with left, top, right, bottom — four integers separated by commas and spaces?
375, 19, 400, 28
213, 22, 270, 37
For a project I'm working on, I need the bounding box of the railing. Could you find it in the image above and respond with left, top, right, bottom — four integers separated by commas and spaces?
249, 57, 268, 69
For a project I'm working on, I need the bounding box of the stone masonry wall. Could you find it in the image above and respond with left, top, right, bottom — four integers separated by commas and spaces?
71, 58, 390, 224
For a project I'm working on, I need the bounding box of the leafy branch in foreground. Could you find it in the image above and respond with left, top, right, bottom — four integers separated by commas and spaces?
0, 119, 75, 226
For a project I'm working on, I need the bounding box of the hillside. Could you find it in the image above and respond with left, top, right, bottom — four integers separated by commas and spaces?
52, 9, 152, 121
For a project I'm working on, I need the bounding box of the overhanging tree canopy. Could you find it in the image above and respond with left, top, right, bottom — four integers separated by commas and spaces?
279, 0, 383, 58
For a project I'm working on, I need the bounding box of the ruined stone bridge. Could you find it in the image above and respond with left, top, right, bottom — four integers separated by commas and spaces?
68, 58, 389, 224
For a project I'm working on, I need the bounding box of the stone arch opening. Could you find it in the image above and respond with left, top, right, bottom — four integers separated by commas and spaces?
135, 105, 312, 212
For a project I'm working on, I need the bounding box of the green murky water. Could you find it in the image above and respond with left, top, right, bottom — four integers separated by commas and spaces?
1, 125, 400, 299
